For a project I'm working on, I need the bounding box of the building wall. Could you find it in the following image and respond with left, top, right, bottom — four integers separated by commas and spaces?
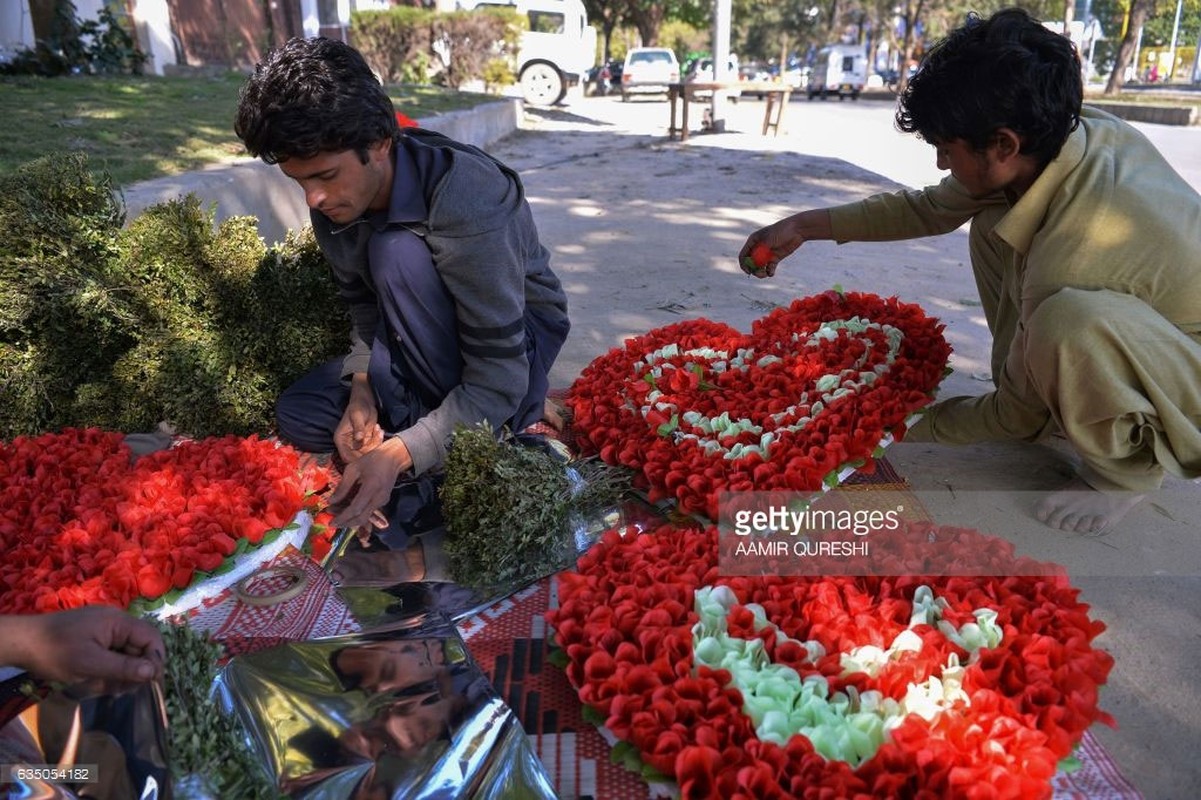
166, 0, 303, 69
0, 3, 36, 58
0, 0, 176, 75
131, 0, 177, 75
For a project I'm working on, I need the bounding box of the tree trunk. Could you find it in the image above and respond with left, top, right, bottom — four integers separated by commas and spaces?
1105, 0, 1153, 94
28, 0, 60, 43
261, 0, 275, 53
896, 0, 924, 95
826, 0, 840, 39
626, 1, 665, 47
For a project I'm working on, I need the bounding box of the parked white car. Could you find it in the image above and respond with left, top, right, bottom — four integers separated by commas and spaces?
620, 47, 680, 101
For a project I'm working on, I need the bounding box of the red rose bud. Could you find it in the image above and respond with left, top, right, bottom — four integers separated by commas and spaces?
750, 242, 774, 269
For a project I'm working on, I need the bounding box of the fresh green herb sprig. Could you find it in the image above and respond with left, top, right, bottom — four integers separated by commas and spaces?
159, 622, 283, 800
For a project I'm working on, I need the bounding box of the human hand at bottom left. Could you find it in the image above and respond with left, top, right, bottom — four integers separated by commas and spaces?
0, 606, 165, 690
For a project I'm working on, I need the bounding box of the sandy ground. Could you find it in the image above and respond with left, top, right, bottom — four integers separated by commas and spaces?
486, 93, 1201, 799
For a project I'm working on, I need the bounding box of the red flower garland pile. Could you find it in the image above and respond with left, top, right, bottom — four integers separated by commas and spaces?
567, 291, 951, 519
0, 428, 333, 614
548, 522, 1115, 799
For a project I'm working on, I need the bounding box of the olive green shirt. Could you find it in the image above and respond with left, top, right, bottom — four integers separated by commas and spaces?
826, 106, 1201, 443
829, 106, 1201, 332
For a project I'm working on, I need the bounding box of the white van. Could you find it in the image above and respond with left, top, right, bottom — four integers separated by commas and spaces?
459, 0, 598, 106
807, 44, 867, 100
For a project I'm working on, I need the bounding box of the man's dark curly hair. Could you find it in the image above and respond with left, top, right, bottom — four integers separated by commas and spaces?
235, 37, 399, 165
896, 8, 1082, 167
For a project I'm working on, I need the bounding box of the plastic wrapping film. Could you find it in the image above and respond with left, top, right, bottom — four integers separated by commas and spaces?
0, 680, 171, 799
213, 612, 556, 799
323, 464, 663, 629
0, 464, 652, 799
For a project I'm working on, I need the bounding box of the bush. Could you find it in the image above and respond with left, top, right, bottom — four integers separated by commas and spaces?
351, 7, 435, 84
351, 6, 520, 90
1, 1, 145, 77
0, 152, 347, 439
482, 57, 517, 93
430, 9, 521, 90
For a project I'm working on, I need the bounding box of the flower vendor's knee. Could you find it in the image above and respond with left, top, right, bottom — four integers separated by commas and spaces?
1025, 287, 1096, 344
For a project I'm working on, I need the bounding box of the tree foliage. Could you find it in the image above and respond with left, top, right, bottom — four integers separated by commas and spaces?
1, 0, 145, 76
616, 0, 1197, 92
585, 0, 711, 49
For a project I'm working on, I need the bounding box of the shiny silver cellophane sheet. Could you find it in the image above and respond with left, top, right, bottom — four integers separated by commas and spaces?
322, 478, 664, 629
0, 466, 654, 798
213, 610, 556, 799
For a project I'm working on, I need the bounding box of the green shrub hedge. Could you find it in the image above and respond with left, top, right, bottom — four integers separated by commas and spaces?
350, 6, 435, 85
351, 6, 521, 89
0, 152, 348, 439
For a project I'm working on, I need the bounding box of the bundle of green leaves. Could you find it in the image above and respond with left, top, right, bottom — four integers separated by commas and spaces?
0, 152, 348, 438
440, 424, 576, 592
159, 622, 281, 799
439, 423, 631, 592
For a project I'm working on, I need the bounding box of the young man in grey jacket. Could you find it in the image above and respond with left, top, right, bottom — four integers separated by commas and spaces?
236, 37, 570, 533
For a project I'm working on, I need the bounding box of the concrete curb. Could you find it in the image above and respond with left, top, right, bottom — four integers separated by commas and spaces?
1085, 100, 1199, 126
852, 91, 1199, 128
120, 98, 522, 246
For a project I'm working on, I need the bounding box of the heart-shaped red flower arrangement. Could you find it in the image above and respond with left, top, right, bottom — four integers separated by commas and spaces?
0, 428, 332, 614
566, 291, 951, 519
548, 522, 1115, 799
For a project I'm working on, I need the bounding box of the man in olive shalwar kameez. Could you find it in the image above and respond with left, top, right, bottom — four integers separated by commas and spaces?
740, 9, 1201, 533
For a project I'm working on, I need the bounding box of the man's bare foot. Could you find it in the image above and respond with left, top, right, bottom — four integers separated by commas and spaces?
1034, 477, 1145, 534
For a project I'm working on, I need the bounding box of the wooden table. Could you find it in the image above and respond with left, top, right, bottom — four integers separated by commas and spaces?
667, 81, 792, 142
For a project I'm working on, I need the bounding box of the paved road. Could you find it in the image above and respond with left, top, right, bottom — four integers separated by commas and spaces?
568, 91, 1201, 193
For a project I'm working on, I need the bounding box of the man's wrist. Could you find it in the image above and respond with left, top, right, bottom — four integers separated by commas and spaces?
378, 436, 414, 474
793, 208, 833, 241
0, 615, 34, 670
348, 372, 373, 403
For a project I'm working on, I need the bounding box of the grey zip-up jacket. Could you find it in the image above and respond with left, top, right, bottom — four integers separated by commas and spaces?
311, 128, 569, 475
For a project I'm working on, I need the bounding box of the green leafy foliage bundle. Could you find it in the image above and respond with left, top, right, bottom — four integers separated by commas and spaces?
0, 152, 348, 438
440, 423, 576, 592
440, 423, 635, 592
159, 621, 282, 799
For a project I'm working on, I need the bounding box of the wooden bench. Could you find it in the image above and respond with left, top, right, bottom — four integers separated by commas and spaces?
667, 81, 792, 142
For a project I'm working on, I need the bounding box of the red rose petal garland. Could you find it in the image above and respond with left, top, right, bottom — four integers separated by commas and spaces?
567, 291, 951, 519
547, 522, 1115, 799
0, 428, 332, 614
